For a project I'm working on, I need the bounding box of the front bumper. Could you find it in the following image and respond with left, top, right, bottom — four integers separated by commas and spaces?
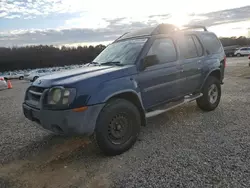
22, 103, 104, 135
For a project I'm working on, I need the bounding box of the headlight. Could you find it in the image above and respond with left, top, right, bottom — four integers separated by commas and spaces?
47, 87, 76, 106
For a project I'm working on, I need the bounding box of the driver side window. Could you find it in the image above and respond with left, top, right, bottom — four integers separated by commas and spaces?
147, 38, 177, 64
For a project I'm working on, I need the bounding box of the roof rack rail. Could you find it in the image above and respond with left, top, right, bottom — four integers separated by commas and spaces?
152, 24, 179, 35
182, 25, 208, 31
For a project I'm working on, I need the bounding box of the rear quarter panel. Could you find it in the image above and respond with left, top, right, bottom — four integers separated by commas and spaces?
197, 32, 225, 86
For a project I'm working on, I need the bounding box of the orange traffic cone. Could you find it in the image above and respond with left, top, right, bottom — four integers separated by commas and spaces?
7, 80, 12, 89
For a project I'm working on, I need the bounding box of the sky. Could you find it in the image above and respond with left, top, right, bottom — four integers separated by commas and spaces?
0, 0, 250, 47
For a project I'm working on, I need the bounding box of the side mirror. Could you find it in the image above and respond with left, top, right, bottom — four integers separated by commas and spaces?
142, 55, 158, 70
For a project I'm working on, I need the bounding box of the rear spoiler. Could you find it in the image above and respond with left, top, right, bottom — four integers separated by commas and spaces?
181, 25, 208, 32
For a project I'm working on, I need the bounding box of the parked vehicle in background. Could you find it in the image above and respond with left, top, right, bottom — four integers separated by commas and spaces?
224, 45, 240, 57
24, 69, 51, 82
0, 77, 7, 90
234, 47, 250, 57
3, 72, 24, 80
23, 24, 226, 155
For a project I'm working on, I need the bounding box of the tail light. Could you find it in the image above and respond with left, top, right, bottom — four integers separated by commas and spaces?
248, 55, 250, 59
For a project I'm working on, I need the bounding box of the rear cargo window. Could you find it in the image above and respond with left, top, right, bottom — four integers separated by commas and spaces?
201, 33, 223, 54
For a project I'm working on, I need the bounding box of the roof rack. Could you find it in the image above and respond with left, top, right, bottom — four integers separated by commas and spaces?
152, 24, 180, 35
115, 24, 180, 41
182, 25, 208, 31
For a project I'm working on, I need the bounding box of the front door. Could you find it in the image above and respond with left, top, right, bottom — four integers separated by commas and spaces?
137, 37, 182, 109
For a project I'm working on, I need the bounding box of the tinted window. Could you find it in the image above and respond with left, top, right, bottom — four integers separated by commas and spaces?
193, 36, 203, 56
178, 35, 198, 59
147, 38, 177, 64
241, 48, 248, 51
201, 33, 223, 54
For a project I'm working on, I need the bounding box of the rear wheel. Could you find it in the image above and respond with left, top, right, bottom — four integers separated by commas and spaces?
19, 76, 24, 80
196, 76, 221, 111
95, 99, 141, 156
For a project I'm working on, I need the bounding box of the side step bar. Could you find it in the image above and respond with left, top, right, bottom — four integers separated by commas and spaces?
145, 93, 203, 118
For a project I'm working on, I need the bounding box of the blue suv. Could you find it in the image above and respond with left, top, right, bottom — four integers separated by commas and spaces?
23, 24, 226, 155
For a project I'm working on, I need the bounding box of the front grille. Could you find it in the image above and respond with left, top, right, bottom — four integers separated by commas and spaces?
26, 86, 46, 108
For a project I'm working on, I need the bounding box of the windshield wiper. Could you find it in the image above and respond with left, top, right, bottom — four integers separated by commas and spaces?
101, 61, 123, 66
85, 61, 100, 66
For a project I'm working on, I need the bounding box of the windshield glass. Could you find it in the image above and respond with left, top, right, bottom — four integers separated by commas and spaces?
93, 38, 148, 65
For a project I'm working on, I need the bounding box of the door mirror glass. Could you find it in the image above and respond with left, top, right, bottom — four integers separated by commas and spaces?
142, 55, 158, 69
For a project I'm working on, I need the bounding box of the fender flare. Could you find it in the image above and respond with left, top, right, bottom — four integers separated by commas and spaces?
104, 89, 143, 103
200, 68, 221, 89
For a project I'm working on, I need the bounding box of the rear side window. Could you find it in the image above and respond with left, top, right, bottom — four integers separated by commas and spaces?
241, 48, 248, 51
147, 38, 177, 64
178, 35, 198, 59
201, 33, 223, 54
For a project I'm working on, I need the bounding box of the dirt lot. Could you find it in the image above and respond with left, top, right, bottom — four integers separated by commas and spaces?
0, 57, 250, 188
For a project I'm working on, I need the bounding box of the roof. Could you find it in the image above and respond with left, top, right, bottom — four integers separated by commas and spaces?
115, 24, 208, 42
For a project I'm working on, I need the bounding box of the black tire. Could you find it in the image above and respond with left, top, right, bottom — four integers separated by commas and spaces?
236, 53, 241, 57
196, 76, 221, 111
4, 77, 7, 81
95, 99, 141, 156
33, 76, 38, 82
19, 76, 24, 80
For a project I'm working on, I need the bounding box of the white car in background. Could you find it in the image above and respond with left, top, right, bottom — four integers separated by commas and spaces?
24, 69, 51, 82
234, 47, 250, 57
0, 77, 7, 90
3, 72, 24, 80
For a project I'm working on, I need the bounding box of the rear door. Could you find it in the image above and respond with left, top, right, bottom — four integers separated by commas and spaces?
138, 37, 182, 109
177, 35, 203, 95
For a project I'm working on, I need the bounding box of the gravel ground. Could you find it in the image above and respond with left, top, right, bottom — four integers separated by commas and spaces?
0, 57, 250, 188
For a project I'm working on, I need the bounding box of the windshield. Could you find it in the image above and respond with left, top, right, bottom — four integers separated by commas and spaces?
93, 38, 148, 65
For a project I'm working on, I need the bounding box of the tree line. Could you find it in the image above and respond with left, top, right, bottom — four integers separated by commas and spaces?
0, 36, 250, 72
0, 44, 106, 72
220, 36, 250, 47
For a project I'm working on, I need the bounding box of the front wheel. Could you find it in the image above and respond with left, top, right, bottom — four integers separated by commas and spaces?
236, 53, 241, 57
95, 99, 141, 156
19, 76, 24, 80
196, 76, 221, 111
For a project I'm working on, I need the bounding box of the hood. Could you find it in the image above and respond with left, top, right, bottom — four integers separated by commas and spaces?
32, 65, 137, 88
